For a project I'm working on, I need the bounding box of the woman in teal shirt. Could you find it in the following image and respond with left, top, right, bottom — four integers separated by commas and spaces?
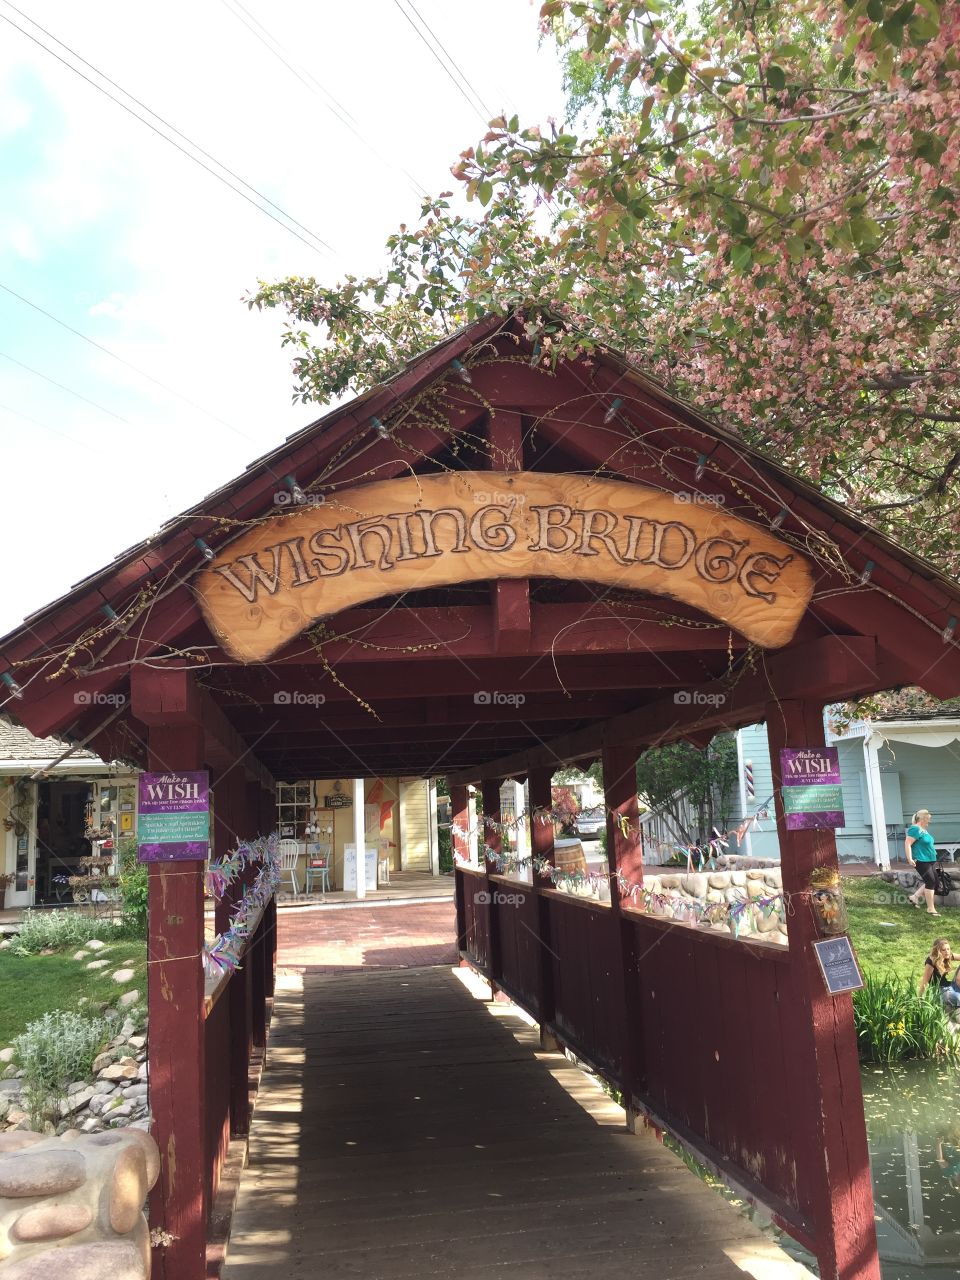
907, 808, 940, 915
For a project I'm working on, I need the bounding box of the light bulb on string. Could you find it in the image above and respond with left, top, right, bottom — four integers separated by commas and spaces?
284, 474, 305, 503
450, 359, 472, 384
859, 560, 875, 585
100, 604, 118, 621
694, 453, 707, 481
1, 672, 23, 700
770, 506, 789, 530
371, 417, 390, 440
195, 538, 216, 562
944, 616, 957, 643
603, 398, 623, 424
528, 344, 541, 369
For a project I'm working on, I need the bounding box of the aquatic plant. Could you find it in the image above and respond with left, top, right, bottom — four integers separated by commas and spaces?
853, 973, 960, 1064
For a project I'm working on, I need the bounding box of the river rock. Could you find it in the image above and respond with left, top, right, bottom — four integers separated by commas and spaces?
92, 1080, 117, 1096
117, 991, 140, 1009
0, 1047, 15, 1064
85, 960, 109, 971
2, 1240, 146, 1280
108, 1142, 148, 1233
681, 873, 708, 897
121, 1084, 148, 1101
0, 1149, 86, 1197
127, 1035, 146, 1051
91, 1053, 114, 1075
10, 1202, 93, 1242
99, 1059, 138, 1083
111, 970, 135, 985
59, 1088, 95, 1118
0, 1132, 44, 1154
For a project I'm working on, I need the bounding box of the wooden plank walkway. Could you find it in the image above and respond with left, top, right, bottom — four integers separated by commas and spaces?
222, 966, 812, 1279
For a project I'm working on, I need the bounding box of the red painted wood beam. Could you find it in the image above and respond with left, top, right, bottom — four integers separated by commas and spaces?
146, 722, 207, 1280
130, 667, 274, 790
447, 635, 882, 783
485, 409, 532, 655
765, 698, 880, 1280
203, 653, 726, 709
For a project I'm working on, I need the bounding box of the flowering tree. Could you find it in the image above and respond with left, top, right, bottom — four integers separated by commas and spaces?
249, 0, 960, 567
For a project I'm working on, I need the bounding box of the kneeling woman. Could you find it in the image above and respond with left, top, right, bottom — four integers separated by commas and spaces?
919, 938, 960, 1009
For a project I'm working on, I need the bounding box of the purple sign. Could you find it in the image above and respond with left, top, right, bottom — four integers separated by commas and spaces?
137, 771, 210, 862
780, 747, 844, 830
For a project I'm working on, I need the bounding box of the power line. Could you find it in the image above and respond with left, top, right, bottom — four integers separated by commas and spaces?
0, 350, 134, 426
218, 0, 430, 201
391, 0, 492, 126
0, 1, 338, 260
0, 281, 258, 444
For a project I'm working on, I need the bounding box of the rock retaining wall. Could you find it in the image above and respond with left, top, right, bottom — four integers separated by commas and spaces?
639, 867, 788, 942
0, 1127, 159, 1278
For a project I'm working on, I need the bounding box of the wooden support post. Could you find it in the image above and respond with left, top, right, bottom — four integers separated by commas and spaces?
145, 722, 207, 1280
601, 741, 646, 1125
481, 776, 505, 994
765, 699, 880, 1280
486, 411, 531, 654
451, 784, 470, 954
528, 766, 559, 1049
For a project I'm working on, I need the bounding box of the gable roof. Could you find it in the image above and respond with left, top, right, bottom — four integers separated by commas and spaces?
1, 311, 959, 776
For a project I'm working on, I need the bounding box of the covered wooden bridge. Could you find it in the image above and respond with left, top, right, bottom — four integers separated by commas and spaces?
2, 312, 960, 1279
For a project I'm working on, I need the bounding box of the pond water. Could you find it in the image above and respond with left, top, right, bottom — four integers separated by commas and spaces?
861, 1061, 960, 1278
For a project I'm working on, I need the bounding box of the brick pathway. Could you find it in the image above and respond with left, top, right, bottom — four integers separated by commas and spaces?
276, 901, 457, 973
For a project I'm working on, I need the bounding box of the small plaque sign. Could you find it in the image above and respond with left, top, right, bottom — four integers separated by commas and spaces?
324, 792, 352, 808
812, 936, 864, 995
137, 771, 210, 862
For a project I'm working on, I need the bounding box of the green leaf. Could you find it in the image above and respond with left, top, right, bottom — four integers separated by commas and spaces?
477, 181, 493, 207
666, 64, 688, 94
867, 0, 884, 20
558, 273, 575, 300
766, 64, 786, 89
786, 235, 807, 260
731, 243, 753, 271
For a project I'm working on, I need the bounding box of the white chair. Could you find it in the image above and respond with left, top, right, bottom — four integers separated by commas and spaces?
278, 839, 301, 895
378, 857, 391, 886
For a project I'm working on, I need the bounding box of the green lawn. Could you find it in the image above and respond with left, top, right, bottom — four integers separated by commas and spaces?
0, 941, 147, 1047
846, 875, 956, 985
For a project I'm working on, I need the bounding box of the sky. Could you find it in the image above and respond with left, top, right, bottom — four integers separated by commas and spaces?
0, 0, 565, 636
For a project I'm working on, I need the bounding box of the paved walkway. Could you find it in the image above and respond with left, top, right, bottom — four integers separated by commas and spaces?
223, 964, 811, 1280
277, 901, 457, 973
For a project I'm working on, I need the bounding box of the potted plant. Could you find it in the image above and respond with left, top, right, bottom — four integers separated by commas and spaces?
0, 872, 15, 910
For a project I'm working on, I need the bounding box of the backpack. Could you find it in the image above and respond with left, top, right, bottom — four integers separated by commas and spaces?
935, 863, 953, 900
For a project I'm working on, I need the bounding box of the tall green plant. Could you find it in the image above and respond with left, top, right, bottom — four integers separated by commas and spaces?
117, 835, 148, 937
853, 973, 960, 1063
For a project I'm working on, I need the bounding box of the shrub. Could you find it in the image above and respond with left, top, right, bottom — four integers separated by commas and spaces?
438, 825, 453, 873
13, 1009, 119, 1128
117, 836, 148, 936
12, 909, 117, 955
853, 972, 960, 1063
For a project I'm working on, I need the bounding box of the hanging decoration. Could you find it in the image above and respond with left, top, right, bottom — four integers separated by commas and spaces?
806, 867, 848, 937
203, 832, 280, 976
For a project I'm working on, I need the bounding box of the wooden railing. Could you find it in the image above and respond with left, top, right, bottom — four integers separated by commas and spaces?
203, 898, 277, 1213
455, 868, 815, 1251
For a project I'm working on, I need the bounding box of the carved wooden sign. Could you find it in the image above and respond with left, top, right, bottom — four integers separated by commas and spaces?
195, 472, 814, 663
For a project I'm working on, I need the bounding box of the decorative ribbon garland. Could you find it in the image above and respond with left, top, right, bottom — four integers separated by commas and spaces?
203, 832, 281, 976
462, 845, 787, 934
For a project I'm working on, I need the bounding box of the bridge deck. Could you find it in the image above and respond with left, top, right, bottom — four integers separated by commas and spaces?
222, 965, 811, 1279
